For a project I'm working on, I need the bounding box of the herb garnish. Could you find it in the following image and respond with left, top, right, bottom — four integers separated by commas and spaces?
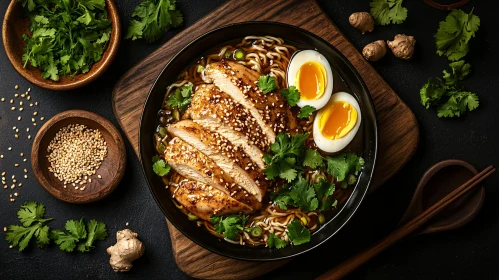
51, 219, 108, 252
369, 0, 407, 25
166, 82, 194, 111
298, 105, 316, 119
20, 0, 112, 81
287, 220, 311, 245
5, 201, 52, 251
326, 152, 365, 188
152, 155, 171, 176
126, 0, 183, 43
267, 233, 287, 249
210, 214, 249, 240
280, 86, 300, 106
303, 149, 324, 169
420, 60, 478, 118
257, 75, 278, 94
435, 9, 480, 61
263, 133, 309, 182
272, 177, 336, 212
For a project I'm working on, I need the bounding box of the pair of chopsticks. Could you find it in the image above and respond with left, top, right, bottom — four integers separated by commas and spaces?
317, 165, 495, 280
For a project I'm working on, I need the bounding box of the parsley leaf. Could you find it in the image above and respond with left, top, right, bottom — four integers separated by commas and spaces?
280, 86, 300, 106
435, 9, 480, 61
273, 177, 336, 212
20, 0, 112, 81
268, 233, 287, 249
257, 75, 277, 94
152, 155, 171, 177
298, 105, 316, 119
287, 220, 311, 245
210, 214, 248, 240
263, 133, 309, 182
166, 83, 193, 111
51, 218, 107, 253
289, 177, 319, 212
5, 201, 53, 251
326, 152, 364, 187
420, 61, 479, 118
370, 0, 407, 25
126, 0, 184, 43
313, 180, 337, 211
303, 149, 324, 169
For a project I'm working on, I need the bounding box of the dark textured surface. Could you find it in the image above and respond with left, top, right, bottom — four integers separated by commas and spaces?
0, 0, 497, 279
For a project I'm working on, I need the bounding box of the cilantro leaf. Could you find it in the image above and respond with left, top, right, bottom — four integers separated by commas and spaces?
52, 218, 107, 253
298, 105, 316, 119
6, 201, 53, 251
166, 83, 193, 111
257, 75, 277, 94
313, 180, 337, 211
370, 0, 407, 25
289, 177, 318, 212
263, 133, 309, 181
303, 149, 324, 169
152, 155, 171, 177
210, 214, 248, 240
287, 220, 311, 245
435, 9, 480, 61
268, 233, 287, 249
437, 91, 479, 118
280, 86, 300, 106
326, 152, 364, 183
420, 79, 447, 109
77, 219, 108, 252
126, 0, 184, 43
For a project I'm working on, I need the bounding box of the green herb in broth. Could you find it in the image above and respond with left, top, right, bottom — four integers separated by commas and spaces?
257, 75, 278, 94
326, 152, 365, 188
303, 149, 324, 169
165, 82, 193, 111
263, 133, 309, 182
287, 219, 311, 245
210, 214, 249, 241
268, 233, 287, 249
280, 86, 301, 106
152, 155, 171, 177
298, 105, 316, 119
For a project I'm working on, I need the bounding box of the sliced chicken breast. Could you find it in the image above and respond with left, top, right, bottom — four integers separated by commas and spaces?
202, 60, 299, 140
187, 84, 266, 169
165, 137, 260, 209
171, 180, 253, 221
168, 120, 268, 202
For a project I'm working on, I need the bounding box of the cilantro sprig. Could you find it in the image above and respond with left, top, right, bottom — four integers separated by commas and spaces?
280, 86, 300, 106
268, 233, 287, 249
326, 152, 365, 188
298, 105, 316, 119
435, 9, 480, 61
369, 0, 407, 25
257, 75, 277, 94
263, 133, 309, 182
420, 60, 478, 118
20, 0, 112, 81
166, 82, 194, 111
152, 155, 171, 176
5, 201, 52, 251
51, 219, 108, 252
126, 0, 183, 43
210, 214, 248, 240
287, 219, 311, 245
272, 177, 337, 212
303, 149, 324, 169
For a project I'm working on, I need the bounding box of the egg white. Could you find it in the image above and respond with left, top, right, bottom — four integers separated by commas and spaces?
313, 92, 362, 153
287, 50, 334, 110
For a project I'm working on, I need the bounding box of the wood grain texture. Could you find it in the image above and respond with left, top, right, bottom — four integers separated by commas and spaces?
112, 0, 419, 278
31, 110, 127, 204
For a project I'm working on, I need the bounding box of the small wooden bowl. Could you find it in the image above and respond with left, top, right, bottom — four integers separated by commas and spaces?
32, 110, 126, 203
2, 0, 121, 91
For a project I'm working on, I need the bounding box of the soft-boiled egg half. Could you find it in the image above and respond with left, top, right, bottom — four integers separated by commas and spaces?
287, 50, 333, 110
313, 92, 361, 153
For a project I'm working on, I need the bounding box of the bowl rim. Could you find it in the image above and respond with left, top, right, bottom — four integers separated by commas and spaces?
31, 109, 127, 203
1, 0, 121, 91
139, 21, 378, 261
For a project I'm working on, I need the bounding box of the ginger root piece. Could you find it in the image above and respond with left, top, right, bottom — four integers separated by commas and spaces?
362, 40, 387, 61
349, 12, 375, 34
107, 229, 145, 272
388, 34, 416, 60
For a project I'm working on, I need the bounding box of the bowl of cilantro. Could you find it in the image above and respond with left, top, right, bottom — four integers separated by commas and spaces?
2, 0, 121, 90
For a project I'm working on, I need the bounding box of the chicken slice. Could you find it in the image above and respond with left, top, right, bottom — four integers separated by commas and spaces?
168, 120, 268, 202
202, 60, 299, 141
165, 137, 260, 210
187, 84, 266, 169
171, 180, 253, 221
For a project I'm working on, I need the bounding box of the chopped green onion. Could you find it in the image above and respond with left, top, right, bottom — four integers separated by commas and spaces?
347, 174, 357, 186
224, 51, 232, 58
157, 126, 167, 138
300, 216, 308, 226
187, 213, 198, 221
318, 214, 325, 224
173, 108, 180, 121
250, 226, 263, 237
158, 143, 166, 153
196, 65, 205, 73
233, 49, 245, 60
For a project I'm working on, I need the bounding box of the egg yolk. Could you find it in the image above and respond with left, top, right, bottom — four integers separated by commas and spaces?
319, 101, 358, 139
295, 61, 327, 100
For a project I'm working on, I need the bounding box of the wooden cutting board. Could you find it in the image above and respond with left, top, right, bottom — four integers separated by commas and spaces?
112, 0, 419, 278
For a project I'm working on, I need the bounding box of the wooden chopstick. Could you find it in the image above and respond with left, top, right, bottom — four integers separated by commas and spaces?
316, 165, 495, 280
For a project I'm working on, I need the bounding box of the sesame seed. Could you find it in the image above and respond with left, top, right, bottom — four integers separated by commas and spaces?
26, 128, 30, 132
18, 183, 22, 187
14, 134, 19, 138
28, 88, 31, 92
24, 175, 28, 179
14, 94, 19, 98
0, 98, 4, 102
19, 101, 23, 106
1, 172, 5, 176
3, 227, 6, 232
33, 112, 38, 116
11, 107, 15, 111
97, 175, 102, 179
17, 117, 21, 121
23, 159, 27, 162
20, 153, 24, 157
28, 135, 31, 140
15, 85, 19, 90
14, 192, 18, 197
27, 96, 31, 100
14, 164, 19, 167
19, 108, 23, 112
0, 155, 3, 158
8, 147, 12, 151
10, 99, 13, 104
40, 117, 45, 121
21, 94, 25, 98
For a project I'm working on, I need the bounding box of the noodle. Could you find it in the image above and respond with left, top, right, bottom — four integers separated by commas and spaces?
154, 36, 351, 247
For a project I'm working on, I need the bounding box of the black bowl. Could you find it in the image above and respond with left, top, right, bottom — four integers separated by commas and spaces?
139, 22, 378, 261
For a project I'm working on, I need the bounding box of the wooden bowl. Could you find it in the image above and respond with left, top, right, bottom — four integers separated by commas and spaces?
31, 110, 126, 203
2, 0, 121, 91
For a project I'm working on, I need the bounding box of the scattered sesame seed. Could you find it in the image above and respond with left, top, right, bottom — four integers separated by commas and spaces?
9, 245, 13, 248
27, 96, 31, 100
26, 128, 30, 132
14, 94, 19, 97
10, 99, 13, 104
33, 112, 38, 116
8, 147, 12, 151
20, 153, 24, 157
28, 135, 32, 140
3, 227, 6, 232
1, 172, 5, 176
0, 155, 3, 158
23, 159, 27, 162
17, 116, 21, 121
1, 98, 4, 102
15, 85, 19, 90
29, 103, 33, 107
19, 101, 23, 106
24, 175, 28, 179
21, 94, 25, 98
19, 108, 23, 112
126, 222, 129, 226
40, 117, 45, 121
14, 192, 18, 197
18, 183, 22, 187
35, 102, 39, 106
14, 134, 19, 138
31, 118, 35, 122
11, 107, 15, 111
28, 88, 31, 92
14, 164, 19, 167
97, 175, 102, 179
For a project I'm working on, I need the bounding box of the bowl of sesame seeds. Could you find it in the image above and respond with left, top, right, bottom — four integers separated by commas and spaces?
31, 110, 126, 203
